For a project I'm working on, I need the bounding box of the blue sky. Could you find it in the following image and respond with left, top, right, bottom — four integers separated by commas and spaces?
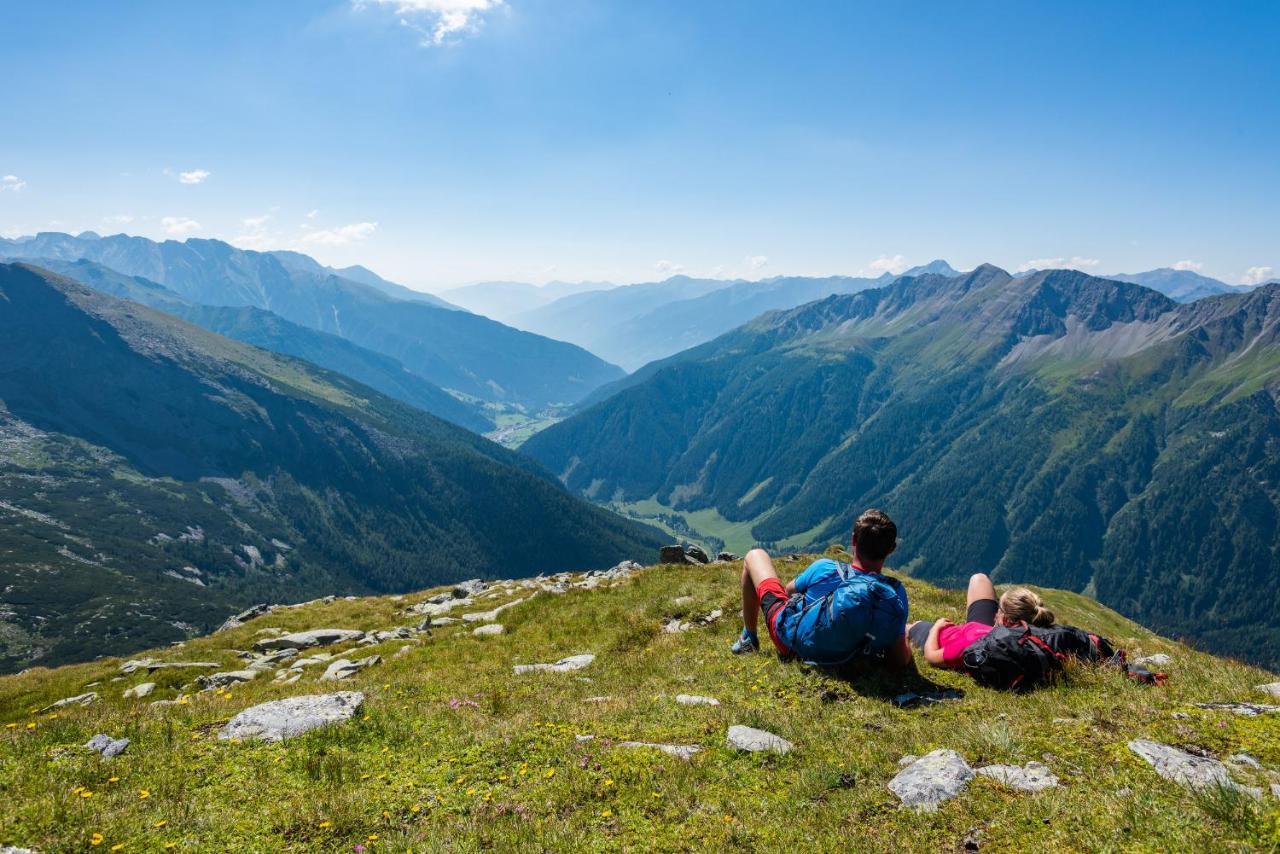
1, 1, 1277, 289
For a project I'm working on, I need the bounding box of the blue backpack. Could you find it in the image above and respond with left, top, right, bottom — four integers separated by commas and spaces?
778, 563, 907, 667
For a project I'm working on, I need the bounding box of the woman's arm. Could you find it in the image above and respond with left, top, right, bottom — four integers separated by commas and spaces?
922, 618, 953, 667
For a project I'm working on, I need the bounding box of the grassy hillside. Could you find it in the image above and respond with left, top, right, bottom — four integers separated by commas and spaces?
2, 556, 1277, 851
0, 264, 661, 673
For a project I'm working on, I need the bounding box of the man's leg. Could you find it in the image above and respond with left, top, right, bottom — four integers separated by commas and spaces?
741, 548, 781, 635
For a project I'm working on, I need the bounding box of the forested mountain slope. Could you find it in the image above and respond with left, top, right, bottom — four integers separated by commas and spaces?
523, 266, 1280, 666
0, 264, 660, 672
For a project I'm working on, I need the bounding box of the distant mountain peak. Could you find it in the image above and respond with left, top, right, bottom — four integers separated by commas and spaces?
902, 259, 961, 277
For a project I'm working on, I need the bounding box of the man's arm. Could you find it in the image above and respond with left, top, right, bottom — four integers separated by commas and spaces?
885, 633, 913, 669
922, 618, 952, 667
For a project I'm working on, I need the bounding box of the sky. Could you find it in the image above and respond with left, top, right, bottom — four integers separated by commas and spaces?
1, 0, 1277, 291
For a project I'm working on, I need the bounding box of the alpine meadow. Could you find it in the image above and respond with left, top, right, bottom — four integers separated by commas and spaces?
2, 3, 1279, 852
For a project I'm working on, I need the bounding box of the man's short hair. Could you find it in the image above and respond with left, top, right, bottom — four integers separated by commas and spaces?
853, 509, 897, 561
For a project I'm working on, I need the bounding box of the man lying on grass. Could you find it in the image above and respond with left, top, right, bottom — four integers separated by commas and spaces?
732, 509, 912, 668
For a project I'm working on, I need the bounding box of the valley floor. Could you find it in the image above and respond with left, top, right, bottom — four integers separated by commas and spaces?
1, 558, 1278, 851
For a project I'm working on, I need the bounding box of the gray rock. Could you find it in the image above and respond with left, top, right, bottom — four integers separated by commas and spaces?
1133, 653, 1173, 667
1, 846, 36, 853
463, 597, 526, 623
1272, 783, 1280, 800
1256, 682, 1280, 699
976, 761, 1059, 792
85, 733, 131, 758
513, 653, 595, 675
393, 645, 413, 658
683, 544, 711, 564
583, 696, 612, 703
889, 749, 975, 810
672, 596, 695, 607
575, 734, 595, 742
37, 692, 98, 713
726, 724, 793, 754
1194, 702, 1280, 717
716, 552, 741, 562
245, 648, 300, 671
659, 544, 709, 565
1229, 753, 1262, 770
898, 754, 918, 767
616, 741, 702, 760
1128, 739, 1256, 795
216, 603, 274, 633
472, 624, 505, 637
319, 655, 382, 681
218, 691, 365, 742
253, 629, 364, 652
197, 670, 258, 690
123, 682, 156, 699
453, 579, 488, 598
119, 657, 219, 674
675, 694, 720, 706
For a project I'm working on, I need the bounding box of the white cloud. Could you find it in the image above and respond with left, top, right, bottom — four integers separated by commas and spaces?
1242, 265, 1275, 286
0, 175, 26, 193
654, 259, 685, 276
177, 169, 210, 185
1016, 256, 1100, 273
242, 214, 272, 229
744, 255, 769, 271
355, 0, 504, 46
868, 254, 907, 275
161, 216, 201, 236
299, 221, 378, 247
1172, 259, 1204, 272
707, 264, 726, 278
306, 209, 320, 220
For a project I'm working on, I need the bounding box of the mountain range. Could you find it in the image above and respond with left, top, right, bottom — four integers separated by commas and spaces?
523, 265, 1280, 668
0, 233, 623, 409
439, 279, 617, 323
0, 263, 661, 672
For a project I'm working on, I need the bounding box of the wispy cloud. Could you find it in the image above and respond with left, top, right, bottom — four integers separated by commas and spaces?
355, 0, 504, 46
654, 259, 685, 276
242, 214, 272, 229
1, 175, 26, 193
299, 221, 378, 247
177, 169, 210, 185
1017, 256, 1100, 273
868, 254, 907, 275
1172, 259, 1203, 272
1242, 265, 1275, 286
744, 255, 769, 272
161, 216, 201, 236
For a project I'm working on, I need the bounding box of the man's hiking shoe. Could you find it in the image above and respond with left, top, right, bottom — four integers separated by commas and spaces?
730, 629, 759, 654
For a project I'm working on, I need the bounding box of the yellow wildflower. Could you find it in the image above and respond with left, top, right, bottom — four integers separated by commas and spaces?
90, 833, 104, 846
108, 776, 119, 783
154, 820, 168, 828
110, 845, 125, 852
544, 768, 555, 779
318, 821, 332, 829
465, 787, 477, 795
80, 790, 94, 798
367, 834, 379, 842
410, 804, 421, 814
381, 810, 390, 819
604, 778, 614, 787
601, 809, 612, 818
360, 773, 371, 780
139, 789, 150, 799
26, 722, 36, 730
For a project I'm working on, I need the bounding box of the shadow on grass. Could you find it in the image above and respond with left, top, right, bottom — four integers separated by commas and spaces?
808, 659, 964, 705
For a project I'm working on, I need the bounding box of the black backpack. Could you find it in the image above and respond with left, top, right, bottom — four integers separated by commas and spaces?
1028, 624, 1116, 662
961, 625, 1065, 691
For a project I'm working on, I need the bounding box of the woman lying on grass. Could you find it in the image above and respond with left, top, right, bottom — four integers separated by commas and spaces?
906, 572, 1053, 670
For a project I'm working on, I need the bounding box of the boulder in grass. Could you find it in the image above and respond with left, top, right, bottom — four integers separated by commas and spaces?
216, 603, 274, 633
616, 741, 702, 760
198, 670, 258, 690
683, 544, 711, 564
889, 749, 975, 810
1128, 739, 1260, 797
473, 624, 505, 637
319, 655, 382, 681
37, 692, 98, 713
726, 725, 793, 754
253, 629, 365, 652
123, 682, 156, 699
976, 761, 1059, 792
659, 544, 709, 565
218, 692, 365, 742
1256, 682, 1280, 699
716, 551, 741, 562
675, 694, 720, 706
1134, 653, 1173, 668
513, 654, 595, 675
85, 734, 130, 758
453, 579, 488, 598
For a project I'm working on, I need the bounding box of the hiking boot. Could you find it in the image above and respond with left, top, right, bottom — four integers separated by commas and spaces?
730, 629, 759, 654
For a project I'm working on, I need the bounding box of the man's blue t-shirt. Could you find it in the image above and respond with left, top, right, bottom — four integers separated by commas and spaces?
790, 558, 909, 613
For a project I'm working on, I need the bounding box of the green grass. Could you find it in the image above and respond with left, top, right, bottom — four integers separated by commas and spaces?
1, 557, 1278, 851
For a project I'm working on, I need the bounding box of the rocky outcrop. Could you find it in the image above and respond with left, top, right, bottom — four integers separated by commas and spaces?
197, 670, 258, 690
675, 694, 720, 706
616, 741, 702, 760
216, 603, 274, 633
253, 629, 364, 652
37, 691, 98, 713
659, 544, 710, 565
513, 654, 594, 674
976, 761, 1059, 792
119, 658, 219, 674
218, 692, 365, 742
123, 682, 155, 699
1129, 739, 1260, 796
